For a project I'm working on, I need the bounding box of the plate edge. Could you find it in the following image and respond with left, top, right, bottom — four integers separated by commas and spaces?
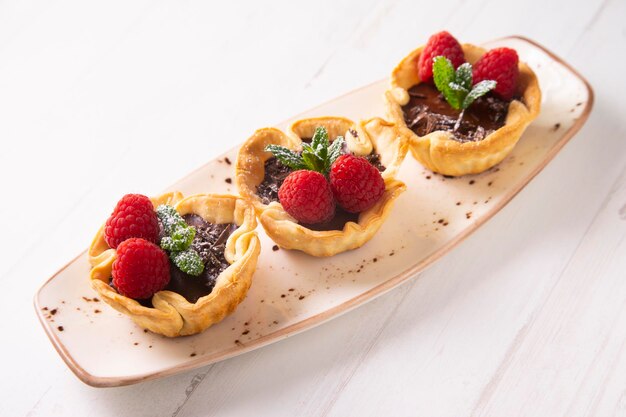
33, 35, 595, 388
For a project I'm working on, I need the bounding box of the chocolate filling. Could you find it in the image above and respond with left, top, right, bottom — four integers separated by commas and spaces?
256, 157, 291, 205
256, 152, 384, 231
402, 83, 512, 143
123, 214, 236, 306
364, 153, 385, 172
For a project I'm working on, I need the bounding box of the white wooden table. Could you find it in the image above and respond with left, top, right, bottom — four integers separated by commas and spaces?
2, 1, 624, 416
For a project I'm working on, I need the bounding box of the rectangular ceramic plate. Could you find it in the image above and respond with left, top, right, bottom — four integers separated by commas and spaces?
35, 36, 593, 387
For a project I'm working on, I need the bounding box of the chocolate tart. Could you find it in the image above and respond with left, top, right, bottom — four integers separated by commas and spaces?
236, 116, 407, 257
385, 44, 541, 176
88, 192, 260, 337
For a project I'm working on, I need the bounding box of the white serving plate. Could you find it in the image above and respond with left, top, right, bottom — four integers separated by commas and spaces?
35, 36, 593, 387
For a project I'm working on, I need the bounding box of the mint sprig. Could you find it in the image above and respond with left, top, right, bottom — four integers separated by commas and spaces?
264, 127, 345, 176
156, 204, 204, 276
171, 248, 204, 276
432, 56, 496, 111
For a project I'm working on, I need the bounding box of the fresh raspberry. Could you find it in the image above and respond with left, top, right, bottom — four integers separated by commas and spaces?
278, 170, 335, 224
104, 194, 159, 249
473, 47, 519, 100
330, 154, 385, 213
418, 31, 465, 83
112, 238, 170, 299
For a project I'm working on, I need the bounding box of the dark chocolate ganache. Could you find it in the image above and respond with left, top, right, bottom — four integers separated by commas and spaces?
402, 83, 511, 143
256, 151, 385, 230
123, 214, 237, 306
164, 214, 236, 303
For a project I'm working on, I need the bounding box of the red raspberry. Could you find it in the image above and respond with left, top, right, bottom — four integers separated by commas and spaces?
418, 31, 465, 83
278, 170, 335, 224
112, 238, 170, 299
104, 194, 159, 249
330, 154, 385, 213
473, 47, 519, 100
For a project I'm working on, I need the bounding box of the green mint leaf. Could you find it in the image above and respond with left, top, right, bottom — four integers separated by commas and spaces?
326, 136, 345, 172
455, 63, 473, 91
310, 127, 329, 154
157, 204, 196, 252
301, 150, 324, 172
264, 144, 306, 170
447, 82, 468, 110
432, 56, 455, 98
266, 127, 346, 175
160, 236, 179, 251
462, 80, 497, 109
156, 205, 186, 235
171, 248, 204, 276
300, 142, 314, 154
162, 224, 195, 251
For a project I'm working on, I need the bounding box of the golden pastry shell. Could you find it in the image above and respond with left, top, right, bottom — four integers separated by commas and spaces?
236, 116, 407, 257
385, 43, 541, 176
88, 192, 261, 337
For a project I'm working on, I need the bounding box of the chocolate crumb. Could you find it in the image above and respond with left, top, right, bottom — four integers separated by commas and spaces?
190, 353, 197, 357
134, 342, 139, 346
288, 288, 294, 292
93, 298, 99, 302
260, 299, 265, 303
94, 309, 101, 313
426, 175, 431, 180
281, 294, 286, 298
488, 181, 493, 187
234, 340, 242, 345
438, 219, 444, 224
553, 123, 561, 131
389, 251, 395, 256
242, 330, 249, 335
57, 326, 64, 332
273, 320, 278, 325
466, 212, 472, 219
443, 222, 449, 226
224, 157, 232, 165
299, 295, 305, 300
149, 345, 152, 348
272, 245, 279, 251
42, 307, 48, 311
373, 258, 378, 263
50, 309, 58, 315
576, 102, 582, 106
225, 177, 232, 184
469, 180, 475, 185
143, 329, 148, 333
456, 202, 461, 206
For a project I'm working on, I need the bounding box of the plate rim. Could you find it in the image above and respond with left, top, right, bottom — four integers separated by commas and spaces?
34, 35, 595, 387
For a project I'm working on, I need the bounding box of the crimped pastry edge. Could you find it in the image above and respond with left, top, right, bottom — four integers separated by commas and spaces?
88, 192, 260, 337
236, 116, 407, 257
385, 43, 541, 176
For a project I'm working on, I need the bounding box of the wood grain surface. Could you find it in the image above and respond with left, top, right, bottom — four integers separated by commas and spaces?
1, 0, 624, 416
